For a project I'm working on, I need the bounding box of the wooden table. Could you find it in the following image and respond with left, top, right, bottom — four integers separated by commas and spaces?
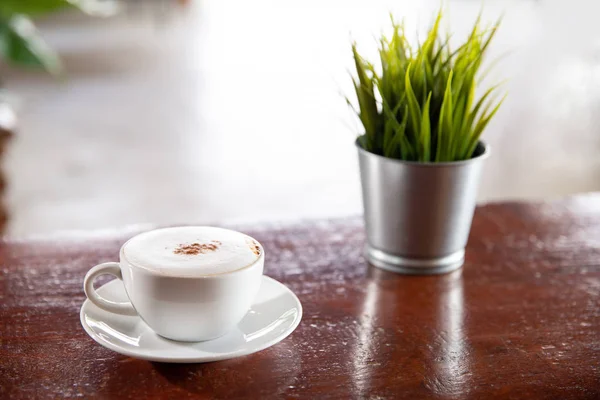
1, 195, 599, 399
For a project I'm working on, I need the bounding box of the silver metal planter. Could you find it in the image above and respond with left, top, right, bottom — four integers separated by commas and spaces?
357, 140, 489, 275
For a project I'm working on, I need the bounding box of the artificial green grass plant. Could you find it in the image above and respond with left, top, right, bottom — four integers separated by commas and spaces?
350, 11, 505, 162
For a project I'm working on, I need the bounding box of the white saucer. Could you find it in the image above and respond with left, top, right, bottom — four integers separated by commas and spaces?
80, 276, 302, 363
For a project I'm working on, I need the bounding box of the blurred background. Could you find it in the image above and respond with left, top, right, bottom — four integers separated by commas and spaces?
1, 0, 599, 236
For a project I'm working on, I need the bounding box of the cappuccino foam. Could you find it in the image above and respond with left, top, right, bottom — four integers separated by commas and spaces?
123, 227, 261, 276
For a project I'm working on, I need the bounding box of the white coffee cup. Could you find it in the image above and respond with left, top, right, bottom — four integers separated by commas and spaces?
83, 226, 264, 342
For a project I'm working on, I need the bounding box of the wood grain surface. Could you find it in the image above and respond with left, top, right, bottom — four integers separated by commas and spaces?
1, 195, 599, 399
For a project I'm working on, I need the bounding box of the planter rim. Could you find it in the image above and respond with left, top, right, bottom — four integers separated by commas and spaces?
355, 138, 490, 168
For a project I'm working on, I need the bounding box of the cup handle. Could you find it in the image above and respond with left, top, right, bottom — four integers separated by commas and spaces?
83, 262, 137, 316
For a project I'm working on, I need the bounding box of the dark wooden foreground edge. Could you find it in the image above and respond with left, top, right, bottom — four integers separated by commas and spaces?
1, 195, 600, 399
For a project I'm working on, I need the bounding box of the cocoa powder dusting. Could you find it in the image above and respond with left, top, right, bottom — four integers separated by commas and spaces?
174, 241, 221, 255
250, 240, 261, 257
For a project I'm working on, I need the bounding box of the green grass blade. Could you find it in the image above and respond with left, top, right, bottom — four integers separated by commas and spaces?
351, 45, 382, 152
435, 98, 445, 162
395, 108, 414, 160
382, 103, 410, 159
381, 101, 403, 156
462, 82, 503, 144
464, 93, 506, 158
404, 64, 422, 140
440, 70, 454, 161
480, 19, 501, 56
451, 95, 466, 159
420, 92, 432, 162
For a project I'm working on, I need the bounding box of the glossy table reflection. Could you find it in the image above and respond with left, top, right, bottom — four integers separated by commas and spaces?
1, 195, 600, 399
